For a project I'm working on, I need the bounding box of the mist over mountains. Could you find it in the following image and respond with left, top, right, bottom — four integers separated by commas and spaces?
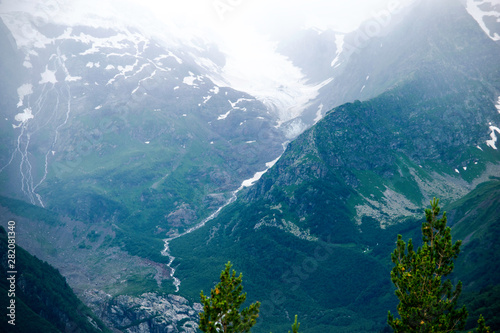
1, 0, 499, 332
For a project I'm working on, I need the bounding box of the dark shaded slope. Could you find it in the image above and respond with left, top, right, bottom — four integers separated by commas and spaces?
0, 226, 110, 333
448, 180, 500, 331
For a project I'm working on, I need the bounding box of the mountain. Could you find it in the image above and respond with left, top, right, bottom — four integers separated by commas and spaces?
0, 2, 293, 330
1, 0, 499, 332
0, 225, 111, 333
0, 1, 290, 271
168, 0, 500, 331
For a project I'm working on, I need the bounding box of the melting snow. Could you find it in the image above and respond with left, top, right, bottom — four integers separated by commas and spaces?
39, 67, 57, 84
240, 155, 281, 188
167, 51, 183, 64
183, 72, 202, 86
107, 60, 139, 85
217, 110, 231, 120
465, 0, 500, 41
65, 75, 82, 82
314, 104, 324, 124
486, 125, 500, 149
496, 96, 500, 114
16, 83, 33, 108
330, 34, 345, 68
14, 107, 34, 124
229, 98, 253, 109
455, 169, 460, 173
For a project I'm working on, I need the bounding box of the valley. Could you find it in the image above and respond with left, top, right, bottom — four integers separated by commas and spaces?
1, 0, 499, 332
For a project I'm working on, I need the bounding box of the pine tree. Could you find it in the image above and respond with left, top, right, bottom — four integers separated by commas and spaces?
288, 315, 300, 333
387, 198, 468, 332
476, 314, 493, 333
199, 261, 260, 332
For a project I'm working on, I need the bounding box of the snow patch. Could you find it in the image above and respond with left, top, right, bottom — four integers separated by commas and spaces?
330, 34, 345, 68
228, 98, 252, 111
465, 0, 500, 41
107, 59, 139, 85
39, 66, 57, 84
202, 95, 212, 104
217, 110, 231, 120
314, 104, 324, 124
240, 155, 281, 188
65, 75, 82, 82
486, 125, 500, 149
14, 107, 34, 124
95, 105, 102, 110
182, 72, 202, 86
16, 83, 33, 108
210, 86, 220, 94
85, 62, 100, 68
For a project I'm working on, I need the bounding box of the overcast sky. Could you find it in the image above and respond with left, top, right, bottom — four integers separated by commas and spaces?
131, 0, 411, 39
0, 0, 417, 124
0, 0, 417, 56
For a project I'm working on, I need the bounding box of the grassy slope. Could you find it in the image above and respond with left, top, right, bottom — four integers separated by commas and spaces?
169, 71, 500, 331
448, 180, 500, 330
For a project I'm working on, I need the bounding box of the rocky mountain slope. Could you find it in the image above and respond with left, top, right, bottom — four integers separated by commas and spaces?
168, 0, 500, 331
0, 0, 499, 332
0, 225, 110, 333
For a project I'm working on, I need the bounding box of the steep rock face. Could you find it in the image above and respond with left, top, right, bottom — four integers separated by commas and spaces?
83, 290, 201, 333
